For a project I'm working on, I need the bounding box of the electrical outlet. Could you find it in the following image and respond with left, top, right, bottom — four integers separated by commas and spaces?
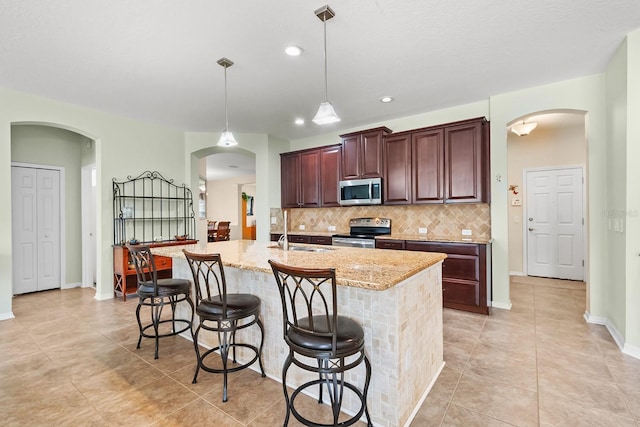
271, 217, 277, 224
299, 224, 305, 230
418, 227, 427, 234
461, 229, 472, 236
328, 225, 336, 231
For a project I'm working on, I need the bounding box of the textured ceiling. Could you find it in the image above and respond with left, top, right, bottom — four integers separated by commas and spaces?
1, 0, 639, 141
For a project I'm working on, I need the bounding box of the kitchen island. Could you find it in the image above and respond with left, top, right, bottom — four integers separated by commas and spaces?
152, 240, 445, 427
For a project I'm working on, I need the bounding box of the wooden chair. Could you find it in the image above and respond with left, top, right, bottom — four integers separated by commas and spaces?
215, 221, 231, 241
207, 221, 217, 242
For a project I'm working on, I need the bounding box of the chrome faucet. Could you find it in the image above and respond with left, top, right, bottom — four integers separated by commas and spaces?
278, 209, 289, 251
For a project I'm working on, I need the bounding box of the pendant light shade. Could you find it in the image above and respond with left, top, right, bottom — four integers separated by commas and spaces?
216, 57, 238, 147
312, 5, 340, 125
511, 120, 537, 136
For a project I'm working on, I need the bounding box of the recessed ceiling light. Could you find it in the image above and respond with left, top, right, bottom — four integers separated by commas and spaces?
285, 46, 303, 56
379, 96, 394, 103
294, 118, 305, 125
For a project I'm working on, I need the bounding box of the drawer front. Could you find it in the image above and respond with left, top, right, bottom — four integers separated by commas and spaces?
442, 255, 479, 281
310, 236, 333, 245
443, 278, 480, 308
155, 256, 172, 271
375, 239, 406, 250
406, 241, 479, 256
288, 235, 311, 244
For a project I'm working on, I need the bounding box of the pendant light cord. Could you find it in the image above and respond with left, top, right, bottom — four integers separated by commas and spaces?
323, 16, 328, 102
224, 65, 229, 131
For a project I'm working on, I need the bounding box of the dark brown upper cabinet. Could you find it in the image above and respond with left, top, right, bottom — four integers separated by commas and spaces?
444, 119, 488, 203
319, 144, 342, 207
281, 149, 320, 208
280, 144, 342, 208
340, 127, 392, 180
381, 117, 489, 205
383, 133, 412, 204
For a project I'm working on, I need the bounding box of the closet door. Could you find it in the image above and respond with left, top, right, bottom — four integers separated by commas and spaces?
12, 166, 61, 294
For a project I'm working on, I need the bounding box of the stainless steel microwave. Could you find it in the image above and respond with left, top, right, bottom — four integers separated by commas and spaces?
339, 178, 382, 206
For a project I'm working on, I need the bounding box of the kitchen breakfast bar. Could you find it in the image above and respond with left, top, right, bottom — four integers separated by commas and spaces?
152, 240, 446, 427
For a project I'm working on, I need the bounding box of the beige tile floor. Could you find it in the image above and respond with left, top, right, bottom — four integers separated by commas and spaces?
1, 275, 639, 426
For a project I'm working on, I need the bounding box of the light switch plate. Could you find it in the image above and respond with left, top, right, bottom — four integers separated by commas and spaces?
418, 227, 427, 234
461, 229, 472, 236
328, 225, 336, 231
270, 217, 277, 224
299, 224, 305, 230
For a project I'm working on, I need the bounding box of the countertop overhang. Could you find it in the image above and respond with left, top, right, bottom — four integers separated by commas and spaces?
151, 240, 446, 291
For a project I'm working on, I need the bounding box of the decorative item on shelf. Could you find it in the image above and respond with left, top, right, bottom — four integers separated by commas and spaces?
312, 5, 340, 125
511, 120, 537, 136
175, 234, 188, 241
217, 57, 238, 147
508, 184, 519, 195
129, 238, 139, 245
122, 206, 133, 219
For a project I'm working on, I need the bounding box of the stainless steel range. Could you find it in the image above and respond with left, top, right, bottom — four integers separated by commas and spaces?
332, 217, 391, 249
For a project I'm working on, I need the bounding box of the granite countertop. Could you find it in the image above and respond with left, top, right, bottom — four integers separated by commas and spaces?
270, 230, 344, 237
152, 240, 446, 291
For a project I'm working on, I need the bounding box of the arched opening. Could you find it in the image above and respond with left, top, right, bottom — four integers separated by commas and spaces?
190, 146, 257, 242
10, 121, 99, 296
505, 109, 589, 310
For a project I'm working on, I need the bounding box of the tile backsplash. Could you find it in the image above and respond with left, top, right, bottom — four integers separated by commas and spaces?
270, 204, 491, 239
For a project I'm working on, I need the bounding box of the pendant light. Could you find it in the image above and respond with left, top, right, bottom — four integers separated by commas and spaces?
217, 57, 238, 147
511, 120, 537, 136
312, 5, 340, 125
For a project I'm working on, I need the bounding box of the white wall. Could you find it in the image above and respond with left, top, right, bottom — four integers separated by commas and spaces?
0, 86, 186, 317
605, 39, 628, 340
206, 174, 255, 240
625, 29, 640, 353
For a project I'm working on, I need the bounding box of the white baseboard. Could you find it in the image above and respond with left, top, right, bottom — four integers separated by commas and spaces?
94, 291, 115, 301
509, 271, 525, 276
584, 312, 639, 361
491, 300, 512, 310
61, 282, 82, 290
0, 311, 16, 321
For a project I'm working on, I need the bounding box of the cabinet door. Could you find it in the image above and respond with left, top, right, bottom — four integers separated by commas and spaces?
383, 134, 411, 204
281, 153, 301, 208
412, 129, 445, 203
444, 121, 484, 202
361, 130, 384, 178
300, 150, 321, 207
320, 145, 342, 207
341, 135, 361, 180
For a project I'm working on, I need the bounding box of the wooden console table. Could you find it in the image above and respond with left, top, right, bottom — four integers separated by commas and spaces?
113, 240, 196, 301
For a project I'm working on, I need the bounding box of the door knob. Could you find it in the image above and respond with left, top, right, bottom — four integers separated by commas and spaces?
528, 217, 534, 221
528, 227, 534, 231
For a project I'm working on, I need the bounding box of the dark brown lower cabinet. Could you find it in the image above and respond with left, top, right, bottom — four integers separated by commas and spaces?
405, 241, 491, 314
270, 234, 333, 246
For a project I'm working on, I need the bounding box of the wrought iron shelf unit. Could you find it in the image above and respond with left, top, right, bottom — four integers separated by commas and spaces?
112, 170, 196, 245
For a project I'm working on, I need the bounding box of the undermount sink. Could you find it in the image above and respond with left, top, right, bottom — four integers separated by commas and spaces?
268, 245, 334, 253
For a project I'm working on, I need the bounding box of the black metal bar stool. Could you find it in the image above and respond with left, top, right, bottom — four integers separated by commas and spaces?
127, 244, 194, 360
183, 249, 266, 402
269, 260, 373, 427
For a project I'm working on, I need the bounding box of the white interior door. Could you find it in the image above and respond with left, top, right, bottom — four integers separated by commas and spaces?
526, 167, 584, 280
11, 166, 61, 294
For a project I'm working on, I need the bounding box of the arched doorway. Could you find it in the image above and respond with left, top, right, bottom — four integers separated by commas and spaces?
10, 122, 98, 294
505, 109, 588, 305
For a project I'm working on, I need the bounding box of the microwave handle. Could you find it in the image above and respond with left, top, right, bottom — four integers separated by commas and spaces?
369, 181, 373, 200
